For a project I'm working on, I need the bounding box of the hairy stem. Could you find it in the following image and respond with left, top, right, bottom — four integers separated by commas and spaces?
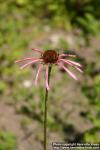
44, 65, 52, 150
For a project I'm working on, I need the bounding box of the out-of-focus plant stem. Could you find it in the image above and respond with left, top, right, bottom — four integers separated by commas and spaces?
44, 65, 52, 150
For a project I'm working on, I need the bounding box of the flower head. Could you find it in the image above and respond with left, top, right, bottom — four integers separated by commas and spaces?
15, 48, 83, 90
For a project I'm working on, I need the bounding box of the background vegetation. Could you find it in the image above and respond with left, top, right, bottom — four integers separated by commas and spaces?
0, 0, 100, 149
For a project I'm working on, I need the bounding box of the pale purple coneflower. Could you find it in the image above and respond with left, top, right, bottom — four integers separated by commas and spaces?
15, 48, 83, 150
15, 48, 83, 90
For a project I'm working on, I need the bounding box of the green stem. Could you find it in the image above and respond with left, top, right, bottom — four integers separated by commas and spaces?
44, 65, 52, 150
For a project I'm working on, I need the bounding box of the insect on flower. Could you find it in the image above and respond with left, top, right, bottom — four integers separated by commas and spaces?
15, 48, 83, 90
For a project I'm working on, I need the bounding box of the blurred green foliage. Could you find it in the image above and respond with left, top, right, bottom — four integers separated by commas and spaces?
0, 81, 7, 94
84, 130, 100, 143
0, 0, 100, 42
0, 131, 17, 150
82, 73, 100, 142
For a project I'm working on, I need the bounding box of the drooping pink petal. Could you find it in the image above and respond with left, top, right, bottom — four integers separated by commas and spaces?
60, 59, 73, 66
20, 59, 42, 69
32, 48, 43, 54
15, 57, 36, 63
58, 62, 78, 80
74, 66, 83, 73
60, 59, 83, 73
59, 54, 76, 58
66, 59, 82, 67
45, 66, 50, 90
34, 64, 43, 85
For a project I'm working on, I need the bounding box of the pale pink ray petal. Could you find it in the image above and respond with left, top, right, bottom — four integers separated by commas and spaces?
45, 66, 50, 90
60, 59, 73, 66
34, 64, 43, 85
15, 57, 36, 63
58, 63, 78, 80
20, 59, 42, 69
74, 66, 83, 73
59, 54, 76, 58
66, 60, 82, 67
60, 59, 83, 73
32, 48, 43, 54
